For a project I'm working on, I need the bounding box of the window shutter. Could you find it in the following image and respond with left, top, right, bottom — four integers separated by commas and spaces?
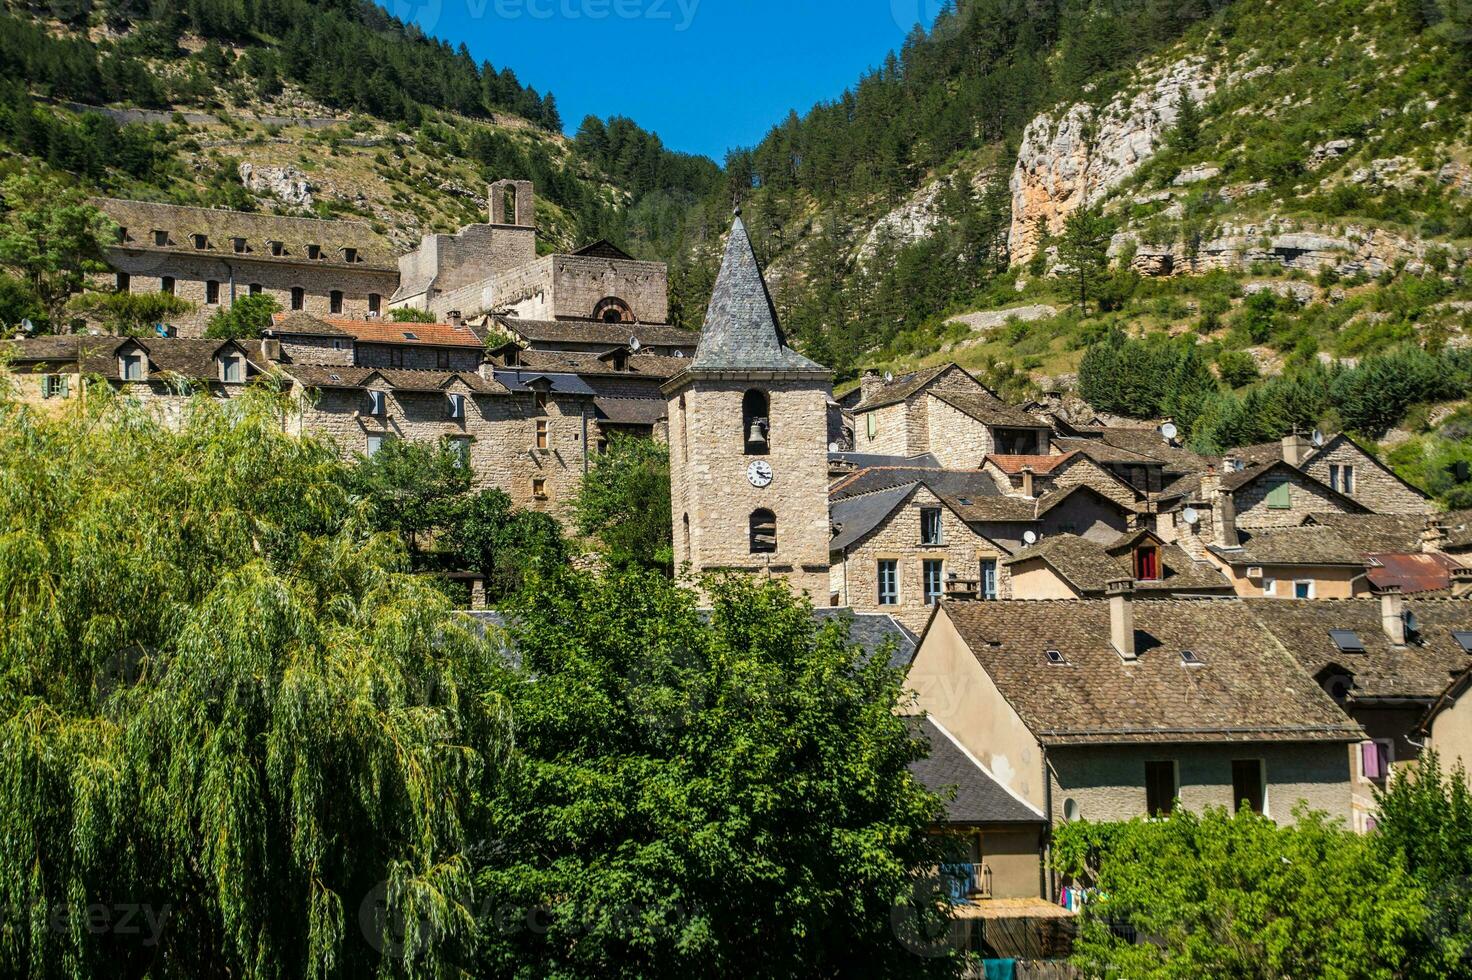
1266, 480, 1292, 509
1361, 741, 1384, 780
866, 412, 876, 439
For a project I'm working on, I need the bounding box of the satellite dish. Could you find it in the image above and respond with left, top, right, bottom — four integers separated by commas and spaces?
1023, 530, 1039, 545
828, 442, 840, 452
674, 350, 685, 358
883, 371, 894, 383
1182, 507, 1200, 526
20, 318, 34, 333
1159, 422, 1178, 442
629, 337, 642, 351
1311, 428, 1325, 447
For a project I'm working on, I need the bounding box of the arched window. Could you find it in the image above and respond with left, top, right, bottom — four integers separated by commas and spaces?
749, 509, 777, 554
742, 388, 769, 455
592, 296, 634, 323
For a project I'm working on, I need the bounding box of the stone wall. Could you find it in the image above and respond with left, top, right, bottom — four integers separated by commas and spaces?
925, 395, 994, 468
669, 378, 831, 602
1035, 489, 1133, 543
396, 223, 537, 301
1209, 561, 1367, 599
1047, 458, 1141, 513
831, 485, 1012, 628
104, 251, 398, 337
430, 256, 554, 321
1234, 469, 1356, 530
853, 402, 912, 456
354, 341, 483, 372
279, 336, 353, 365
1303, 442, 1431, 515
552, 255, 669, 324
1049, 742, 1354, 827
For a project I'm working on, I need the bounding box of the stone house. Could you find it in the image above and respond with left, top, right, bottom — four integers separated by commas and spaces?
1283, 432, 1431, 515
1302, 512, 1470, 595
906, 594, 1363, 856
489, 314, 698, 357
665, 214, 832, 601
982, 451, 1143, 515
849, 364, 1050, 464
1248, 594, 1472, 832
1007, 529, 1233, 599
94, 199, 399, 337
2, 335, 269, 406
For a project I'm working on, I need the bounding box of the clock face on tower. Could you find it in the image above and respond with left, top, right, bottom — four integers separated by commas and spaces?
746, 460, 774, 488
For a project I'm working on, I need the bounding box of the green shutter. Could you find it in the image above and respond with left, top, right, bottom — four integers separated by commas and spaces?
1267, 480, 1292, 509
866, 411, 877, 439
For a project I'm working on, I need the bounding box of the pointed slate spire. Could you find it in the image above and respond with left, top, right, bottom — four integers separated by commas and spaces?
688, 212, 827, 374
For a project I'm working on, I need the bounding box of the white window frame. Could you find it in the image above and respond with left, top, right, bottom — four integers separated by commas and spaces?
920, 507, 943, 546
447, 393, 465, 420
42, 374, 69, 398
365, 433, 386, 457
1262, 577, 1277, 596
367, 389, 387, 416
1293, 579, 1315, 600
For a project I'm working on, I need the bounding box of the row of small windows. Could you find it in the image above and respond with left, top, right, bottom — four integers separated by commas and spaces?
114, 274, 378, 314
876, 558, 1000, 606
123, 227, 361, 263
1140, 758, 1267, 818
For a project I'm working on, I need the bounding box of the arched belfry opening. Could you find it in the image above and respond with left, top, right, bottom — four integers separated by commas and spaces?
743, 389, 769, 455
593, 296, 634, 324
749, 509, 777, 554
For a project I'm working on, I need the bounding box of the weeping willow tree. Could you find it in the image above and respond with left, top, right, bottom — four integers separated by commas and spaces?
0, 378, 509, 978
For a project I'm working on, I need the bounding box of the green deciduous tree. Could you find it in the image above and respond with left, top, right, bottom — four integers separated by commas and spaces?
203, 293, 281, 339
388, 307, 436, 323
0, 383, 508, 977
572, 434, 672, 572
0, 174, 113, 330
477, 568, 952, 979
1055, 807, 1429, 978
69, 290, 193, 336
346, 436, 472, 557
445, 487, 567, 602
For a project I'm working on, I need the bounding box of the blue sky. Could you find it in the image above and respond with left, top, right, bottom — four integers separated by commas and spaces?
382, 0, 944, 161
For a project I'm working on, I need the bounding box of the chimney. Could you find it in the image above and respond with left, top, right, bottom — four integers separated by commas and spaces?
1201, 466, 1240, 548
1451, 566, 1472, 598
860, 370, 884, 402
1421, 517, 1448, 554
447, 310, 463, 329
1379, 585, 1406, 646
1020, 465, 1036, 499
1107, 578, 1137, 661
1282, 432, 1311, 467
259, 338, 282, 363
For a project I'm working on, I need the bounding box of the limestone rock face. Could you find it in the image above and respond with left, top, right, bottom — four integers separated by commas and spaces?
238, 163, 313, 206
1008, 57, 1214, 264
945, 304, 1059, 334
857, 168, 991, 263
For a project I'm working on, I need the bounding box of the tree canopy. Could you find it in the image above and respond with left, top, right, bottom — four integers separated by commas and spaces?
572, 434, 673, 573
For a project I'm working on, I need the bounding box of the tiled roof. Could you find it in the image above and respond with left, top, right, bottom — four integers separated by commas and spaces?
830, 483, 921, 551
282, 364, 506, 394
1247, 598, 1472, 700
829, 452, 943, 471
851, 364, 959, 412
593, 397, 666, 425
1006, 533, 1232, 595
4, 336, 264, 382
1053, 437, 1166, 466
1220, 459, 1367, 513
930, 390, 1048, 429
985, 453, 1077, 475
1303, 513, 1429, 554
815, 609, 919, 671
492, 315, 697, 349
1210, 526, 1367, 567
941, 599, 1364, 745
906, 716, 1045, 824
1366, 552, 1462, 596
97, 198, 396, 270
830, 466, 1003, 504
687, 215, 825, 374
1440, 510, 1472, 550
513, 349, 684, 379
272, 314, 485, 348
267, 311, 354, 337
568, 239, 634, 260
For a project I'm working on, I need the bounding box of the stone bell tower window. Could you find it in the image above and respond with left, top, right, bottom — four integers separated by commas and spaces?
749, 509, 777, 554
742, 389, 769, 455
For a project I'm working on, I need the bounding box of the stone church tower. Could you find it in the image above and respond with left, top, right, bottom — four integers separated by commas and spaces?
663, 212, 832, 601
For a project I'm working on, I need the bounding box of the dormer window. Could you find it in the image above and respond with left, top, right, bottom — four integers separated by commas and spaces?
269, 240, 285, 257
219, 353, 244, 383
610, 350, 628, 371
306, 244, 321, 260
342, 247, 357, 263
232, 237, 247, 254
115, 226, 127, 244
152, 230, 168, 246
192, 234, 208, 250
447, 393, 465, 419
119, 351, 145, 381
367, 389, 387, 416
1134, 544, 1160, 581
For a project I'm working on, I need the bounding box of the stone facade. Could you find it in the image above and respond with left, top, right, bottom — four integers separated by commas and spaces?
829, 485, 1012, 629
668, 380, 831, 600
1234, 467, 1358, 530
1301, 438, 1431, 516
